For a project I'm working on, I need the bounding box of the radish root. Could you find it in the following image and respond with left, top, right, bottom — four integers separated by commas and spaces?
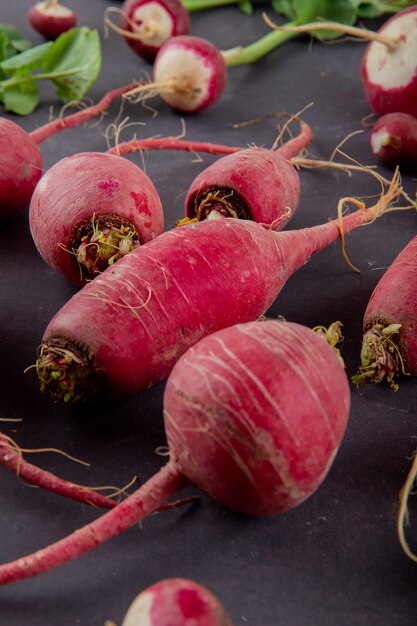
398, 451, 417, 563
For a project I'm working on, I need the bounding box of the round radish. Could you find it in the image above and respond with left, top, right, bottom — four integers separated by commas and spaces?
28, 0, 77, 40
29, 151, 164, 285
114, 0, 191, 63
0, 319, 350, 583
121, 578, 233, 626
361, 5, 417, 118
370, 112, 417, 172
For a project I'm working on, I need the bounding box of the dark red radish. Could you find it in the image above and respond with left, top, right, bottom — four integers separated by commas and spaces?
370, 112, 417, 172
106, 0, 191, 63
33, 172, 401, 404
0, 83, 136, 218
361, 5, 417, 118
29, 151, 164, 285
0, 318, 350, 583
353, 234, 417, 390
183, 121, 311, 228
121, 578, 233, 626
28, 0, 77, 40
124, 35, 227, 113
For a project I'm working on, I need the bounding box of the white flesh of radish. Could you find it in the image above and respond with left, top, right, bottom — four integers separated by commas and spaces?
34, 1, 73, 16
121, 591, 154, 626
132, 2, 174, 46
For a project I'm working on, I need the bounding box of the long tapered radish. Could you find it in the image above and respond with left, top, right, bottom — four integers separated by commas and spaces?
28, 0, 77, 40
121, 578, 233, 626
34, 172, 401, 404
0, 318, 350, 584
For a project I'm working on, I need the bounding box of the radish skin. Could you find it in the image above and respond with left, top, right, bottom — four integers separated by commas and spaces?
370, 112, 417, 172
121, 578, 233, 626
0, 319, 350, 583
35, 173, 401, 404
28, 1, 77, 40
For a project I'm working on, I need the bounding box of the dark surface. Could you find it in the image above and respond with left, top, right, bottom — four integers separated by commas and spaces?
1, 2, 417, 625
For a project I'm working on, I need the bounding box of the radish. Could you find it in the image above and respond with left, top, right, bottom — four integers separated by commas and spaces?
370, 112, 417, 172
121, 578, 233, 626
105, 0, 191, 63
352, 234, 417, 390
0, 318, 350, 583
34, 172, 401, 404
29, 151, 164, 285
0, 83, 136, 218
28, 0, 77, 40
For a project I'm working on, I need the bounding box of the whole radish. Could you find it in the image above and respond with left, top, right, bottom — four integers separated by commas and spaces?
34, 173, 400, 404
370, 112, 417, 172
28, 0, 77, 40
121, 578, 233, 626
0, 318, 350, 583
106, 0, 191, 63
29, 151, 164, 285
353, 235, 417, 389
0, 84, 136, 218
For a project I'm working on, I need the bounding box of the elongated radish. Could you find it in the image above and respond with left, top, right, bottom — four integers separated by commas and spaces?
0, 318, 350, 583
29, 151, 164, 285
106, 0, 191, 62
352, 234, 417, 389
370, 112, 417, 172
28, 0, 77, 40
0, 83, 135, 218
34, 172, 401, 404
121, 578, 233, 626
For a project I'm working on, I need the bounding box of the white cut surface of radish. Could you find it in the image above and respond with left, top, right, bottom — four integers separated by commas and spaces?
132, 2, 174, 46
122, 591, 153, 626
34, 1, 73, 16
370, 128, 389, 152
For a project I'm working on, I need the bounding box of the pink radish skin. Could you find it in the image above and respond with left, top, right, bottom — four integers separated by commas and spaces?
121, 578, 233, 626
361, 6, 417, 118
28, 1, 77, 40
370, 112, 417, 172
0, 84, 136, 218
34, 176, 399, 404
353, 235, 417, 389
0, 319, 350, 583
29, 151, 164, 285
184, 122, 312, 228
119, 0, 190, 62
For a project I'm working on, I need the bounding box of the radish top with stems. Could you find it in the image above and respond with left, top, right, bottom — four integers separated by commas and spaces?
28, 0, 77, 40
0, 319, 350, 584
121, 578, 233, 626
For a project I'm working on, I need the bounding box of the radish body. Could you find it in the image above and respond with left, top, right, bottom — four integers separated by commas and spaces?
35, 178, 399, 404
28, 1, 77, 40
370, 112, 417, 172
29, 152, 164, 285
361, 6, 417, 118
0, 319, 350, 583
119, 0, 190, 62
122, 578, 233, 626
353, 235, 417, 388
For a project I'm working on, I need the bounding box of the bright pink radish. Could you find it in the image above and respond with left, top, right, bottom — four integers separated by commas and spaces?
353, 235, 417, 389
361, 5, 417, 118
0, 318, 350, 583
34, 173, 400, 404
0, 83, 135, 218
370, 112, 417, 172
121, 578, 233, 626
29, 151, 164, 285
106, 0, 190, 63
125, 35, 227, 113
28, 0, 77, 40
183, 122, 311, 228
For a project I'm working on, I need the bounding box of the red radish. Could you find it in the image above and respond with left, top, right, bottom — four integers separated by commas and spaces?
370, 112, 417, 172
106, 0, 191, 63
353, 234, 417, 390
34, 172, 401, 404
0, 83, 136, 218
121, 578, 233, 626
183, 121, 311, 228
0, 318, 350, 583
28, 0, 77, 40
29, 151, 164, 285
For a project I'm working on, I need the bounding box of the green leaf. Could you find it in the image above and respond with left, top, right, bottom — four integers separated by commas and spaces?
1, 68, 39, 115
270, 0, 297, 18
238, 0, 253, 14
292, 0, 357, 39
40, 27, 101, 102
0, 41, 52, 73
353, 0, 417, 17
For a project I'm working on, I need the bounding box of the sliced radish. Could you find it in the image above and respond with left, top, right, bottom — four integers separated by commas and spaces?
28, 1, 77, 40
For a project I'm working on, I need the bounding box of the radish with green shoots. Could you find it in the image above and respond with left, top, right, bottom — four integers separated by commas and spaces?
370, 112, 417, 172
28, 1, 77, 40
0, 318, 350, 583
